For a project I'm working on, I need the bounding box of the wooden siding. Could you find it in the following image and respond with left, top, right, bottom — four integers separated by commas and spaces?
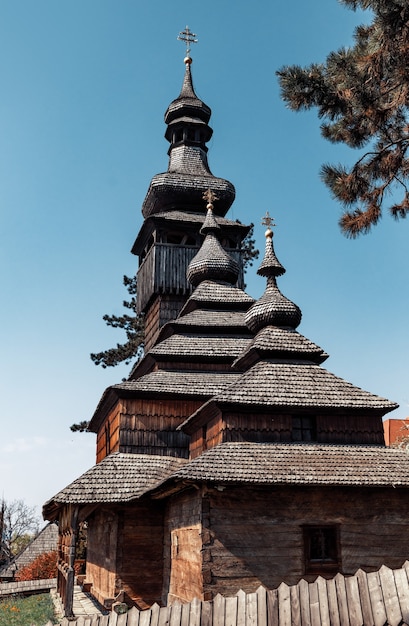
117, 502, 165, 609
118, 399, 201, 458
97, 399, 201, 462
164, 490, 204, 605
144, 294, 186, 352
164, 485, 409, 603
191, 411, 385, 457
137, 244, 245, 315
86, 509, 119, 607
54, 563, 409, 626
96, 404, 122, 463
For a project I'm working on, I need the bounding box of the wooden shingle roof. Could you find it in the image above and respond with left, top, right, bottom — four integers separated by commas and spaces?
155, 442, 409, 491
43, 453, 186, 519
112, 371, 242, 397
233, 326, 329, 368
149, 334, 251, 360
211, 360, 398, 411
180, 280, 254, 313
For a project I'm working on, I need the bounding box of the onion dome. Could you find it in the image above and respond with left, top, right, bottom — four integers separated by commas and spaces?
245, 216, 301, 333
187, 191, 240, 287
165, 60, 212, 140
141, 53, 235, 218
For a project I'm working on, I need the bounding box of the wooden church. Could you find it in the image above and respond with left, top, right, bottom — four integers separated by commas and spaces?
43, 33, 409, 618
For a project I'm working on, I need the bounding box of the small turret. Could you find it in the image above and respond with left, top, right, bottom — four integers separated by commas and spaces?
187, 191, 240, 287
245, 214, 301, 333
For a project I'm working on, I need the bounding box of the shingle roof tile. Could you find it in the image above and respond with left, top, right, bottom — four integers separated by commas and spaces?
149, 334, 251, 359
213, 361, 397, 410
112, 371, 241, 397
163, 442, 409, 487
44, 453, 186, 509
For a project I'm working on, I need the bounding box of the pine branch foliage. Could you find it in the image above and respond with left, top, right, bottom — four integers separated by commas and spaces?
90, 275, 144, 368
277, 0, 409, 237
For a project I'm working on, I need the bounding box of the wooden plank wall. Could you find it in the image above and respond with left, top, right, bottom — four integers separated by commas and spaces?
54, 561, 409, 626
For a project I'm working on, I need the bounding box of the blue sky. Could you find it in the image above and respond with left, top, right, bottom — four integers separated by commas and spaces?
1, 0, 408, 520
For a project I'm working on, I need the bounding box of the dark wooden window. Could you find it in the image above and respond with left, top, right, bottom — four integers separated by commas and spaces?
105, 422, 111, 456
292, 415, 316, 441
303, 525, 340, 574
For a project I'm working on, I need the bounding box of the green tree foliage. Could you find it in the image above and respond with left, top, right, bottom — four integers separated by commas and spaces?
71, 230, 259, 433
90, 274, 145, 369
90, 229, 258, 370
277, 0, 409, 237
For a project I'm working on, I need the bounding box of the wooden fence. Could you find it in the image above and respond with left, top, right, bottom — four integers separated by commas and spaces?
38, 561, 409, 625
0, 577, 56, 598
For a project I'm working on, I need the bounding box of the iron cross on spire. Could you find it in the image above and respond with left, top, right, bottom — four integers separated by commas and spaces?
177, 26, 198, 57
262, 212, 276, 229
203, 189, 218, 209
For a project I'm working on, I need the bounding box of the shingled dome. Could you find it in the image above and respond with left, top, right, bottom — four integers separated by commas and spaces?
187, 203, 240, 287
141, 59, 235, 218
245, 227, 301, 332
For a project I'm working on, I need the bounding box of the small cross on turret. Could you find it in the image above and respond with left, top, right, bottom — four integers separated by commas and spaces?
203, 189, 219, 210
177, 26, 198, 62
261, 212, 276, 230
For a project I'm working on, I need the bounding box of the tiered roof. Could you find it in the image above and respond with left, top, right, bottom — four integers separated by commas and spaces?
141, 58, 235, 219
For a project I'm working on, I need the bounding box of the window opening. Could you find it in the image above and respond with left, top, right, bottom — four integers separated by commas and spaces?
292, 415, 316, 441
303, 525, 340, 573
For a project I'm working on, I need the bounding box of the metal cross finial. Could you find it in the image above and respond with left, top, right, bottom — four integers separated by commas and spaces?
177, 26, 198, 57
262, 212, 276, 229
203, 189, 218, 208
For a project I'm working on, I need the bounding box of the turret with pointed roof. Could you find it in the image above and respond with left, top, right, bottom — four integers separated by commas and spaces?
132, 48, 249, 350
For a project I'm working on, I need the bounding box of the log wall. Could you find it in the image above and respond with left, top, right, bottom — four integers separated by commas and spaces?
164, 490, 204, 605
164, 484, 409, 603
86, 509, 119, 607
116, 502, 165, 609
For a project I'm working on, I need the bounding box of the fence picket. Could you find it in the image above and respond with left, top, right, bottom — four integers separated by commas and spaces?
39, 564, 409, 626
277, 582, 291, 626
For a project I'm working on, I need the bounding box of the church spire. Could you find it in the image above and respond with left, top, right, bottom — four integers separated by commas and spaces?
140, 28, 235, 218
187, 191, 240, 287
245, 215, 302, 333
